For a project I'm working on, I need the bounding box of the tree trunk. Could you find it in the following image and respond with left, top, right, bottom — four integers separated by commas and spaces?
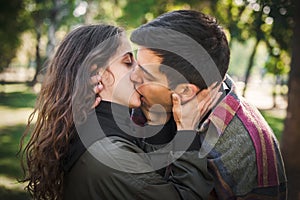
272, 75, 280, 108
242, 38, 260, 96
30, 25, 42, 86
281, 0, 300, 199
46, 22, 57, 58
46, 0, 64, 58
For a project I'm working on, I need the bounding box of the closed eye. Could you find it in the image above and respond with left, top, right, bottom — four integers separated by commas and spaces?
123, 52, 135, 67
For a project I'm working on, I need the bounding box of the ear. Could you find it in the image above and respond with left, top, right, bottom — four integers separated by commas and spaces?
173, 83, 199, 104
97, 68, 113, 86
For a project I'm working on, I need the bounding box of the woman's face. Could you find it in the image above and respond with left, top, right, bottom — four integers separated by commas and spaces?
103, 34, 141, 108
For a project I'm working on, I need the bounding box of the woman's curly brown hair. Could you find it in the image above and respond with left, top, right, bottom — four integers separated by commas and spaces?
19, 24, 123, 200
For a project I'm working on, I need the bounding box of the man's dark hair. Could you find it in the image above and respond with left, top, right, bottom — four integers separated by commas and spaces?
131, 10, 230, 89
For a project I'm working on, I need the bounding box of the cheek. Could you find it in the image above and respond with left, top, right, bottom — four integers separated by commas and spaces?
159, 92, 172, 105
115, 75, 133, 93
114, 67, 132, 85
112, 74, 141, 107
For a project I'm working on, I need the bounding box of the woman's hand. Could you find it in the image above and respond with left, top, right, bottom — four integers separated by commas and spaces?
172, 82, 222, 131
90, 74, 103, 108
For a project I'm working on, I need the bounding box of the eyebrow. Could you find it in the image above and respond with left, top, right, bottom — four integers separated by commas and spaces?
137, 63, 157, 80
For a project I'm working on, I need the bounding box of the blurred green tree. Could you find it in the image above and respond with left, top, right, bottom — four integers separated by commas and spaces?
116, 0, 293, 97
206, 0, 293, 96
25, 0, 77, 84
0, 0, 29, 72
117, 0, 171, 28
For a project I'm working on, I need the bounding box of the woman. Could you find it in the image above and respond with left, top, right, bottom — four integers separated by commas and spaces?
20, 24, 214, 200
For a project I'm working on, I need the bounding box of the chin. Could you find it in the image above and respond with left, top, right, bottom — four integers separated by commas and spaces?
141, 101, 172, 113
128, 98, 142, 108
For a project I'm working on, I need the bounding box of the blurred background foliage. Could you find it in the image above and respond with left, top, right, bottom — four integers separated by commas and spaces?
1, 0, 299, 199
0, 0, 294, 91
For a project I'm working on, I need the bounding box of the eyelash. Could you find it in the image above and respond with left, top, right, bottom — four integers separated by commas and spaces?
124, 54, 135, 67
124, 61, 133, 67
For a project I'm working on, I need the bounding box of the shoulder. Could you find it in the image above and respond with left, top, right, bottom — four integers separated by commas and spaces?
206, 115, 258, 195
63, 136, 152, 199
79, 136, 152, 174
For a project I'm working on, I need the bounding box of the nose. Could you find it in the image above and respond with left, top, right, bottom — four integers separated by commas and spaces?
130, 64, 143, 85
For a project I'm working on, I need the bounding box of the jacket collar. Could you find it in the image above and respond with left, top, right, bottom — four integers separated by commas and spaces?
63, 101, 136, 172
198, 75, 241, 134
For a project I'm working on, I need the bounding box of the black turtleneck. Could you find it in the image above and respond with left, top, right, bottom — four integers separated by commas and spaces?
95, 101, 138, 142
63, 101, 137, 171
63, 101, 179, 172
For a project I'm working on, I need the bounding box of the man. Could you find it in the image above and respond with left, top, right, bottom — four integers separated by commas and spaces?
129, 10, 287, 199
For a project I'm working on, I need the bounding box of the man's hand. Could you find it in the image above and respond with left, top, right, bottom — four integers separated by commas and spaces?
172, 82, 222, 131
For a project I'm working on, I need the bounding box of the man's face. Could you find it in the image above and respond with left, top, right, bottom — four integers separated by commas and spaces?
130, 47, 173, 113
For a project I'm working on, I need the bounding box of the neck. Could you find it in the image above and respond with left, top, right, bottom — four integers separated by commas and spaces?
99, 86, 112, 102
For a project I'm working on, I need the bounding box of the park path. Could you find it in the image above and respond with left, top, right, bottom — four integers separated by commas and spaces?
0, 107, 33, 127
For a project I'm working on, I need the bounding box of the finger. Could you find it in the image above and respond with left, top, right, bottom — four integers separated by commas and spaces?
172, 93, 181, 116
208, 81, 218, 90
90, 75, 101, 85
198, 94, 213, 114
196, 83, 222, 121
196, 82, 219, 103
90, 64, 97, 72
210, 83, 222, 95
197, 87, 220, 116
200, 86, 220, 110
202, 83, 221, 104
200, 91, 222, 117
196, 88, 209, 102
89, 64, 99, 79
172, 93, 182, 124
93, 83, 103, 94
91, 97, 101, 109
208, 92, 222, 110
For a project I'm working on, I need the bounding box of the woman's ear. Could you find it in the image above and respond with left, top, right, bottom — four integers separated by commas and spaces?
173, 83, 199, 104
98, 68, 113, 86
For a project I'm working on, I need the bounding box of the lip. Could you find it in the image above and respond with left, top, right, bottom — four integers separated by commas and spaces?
133, 85, 151, 108
134, 85, 143, 98
140, 95, 147, 104
139, 95, 151, 109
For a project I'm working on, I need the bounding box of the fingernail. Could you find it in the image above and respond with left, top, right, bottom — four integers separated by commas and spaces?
98, 84, 103, 89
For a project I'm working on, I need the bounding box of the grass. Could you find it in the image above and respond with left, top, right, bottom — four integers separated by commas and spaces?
0, 84, 36, 200
0, 127, 31, 200
260, 109, 285, 140
0, 124, 29, 178
0, 92, 36, 109
0, 123, 31, 200
0, 84, 36, 109
0, 187, 30, 200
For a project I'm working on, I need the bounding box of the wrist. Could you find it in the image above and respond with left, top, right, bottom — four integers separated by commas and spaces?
176, 125, 194, 131
176, 121, 197, 131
